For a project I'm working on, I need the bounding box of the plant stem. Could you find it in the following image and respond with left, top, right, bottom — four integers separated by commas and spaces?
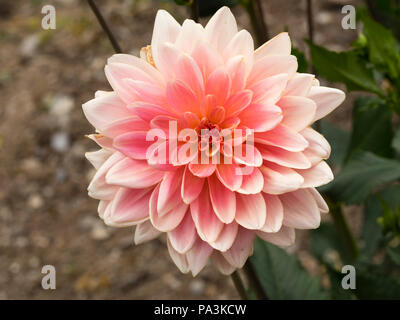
242, 0, 269, 46
87, 0, 122, 53
330, 201, 360, 263
243, 260, 268, 300
230, 271, 248, 300
306, 0, 314, 44
190, 0, 199, 22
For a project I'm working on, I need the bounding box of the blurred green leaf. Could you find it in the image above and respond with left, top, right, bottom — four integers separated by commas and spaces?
311, 223, 348, 263
307, 41, 383, 96
362, 185, 400, 257
393, 127, 400, 155
291, 47, 308, 73
354, 262, 400, 299
324, 263, 354, 300
346, 96, 393, 161
359, 9, 400, 79
319, 121, 350, 167
251, 238, 328, 299
387, 246, 400, 265
326, 151, 400, 204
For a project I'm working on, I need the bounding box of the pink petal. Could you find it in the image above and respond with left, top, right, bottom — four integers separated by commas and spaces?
254, 32, 291, 60
206, 68, 231, 105
192, 42, 223, 80
124, 79, 167, 106
212, 253, 236, 275
222, 227, 254, 268
209, 222, 238, 252
301, 127, 331, 165
208, 174, 236, 223
167, 80, 199, 114
149, 184, 188, 232
235, 193, 266, 229
205, 6, 237, 55
257, 144, 311, 169
248, 73, 288, 104
223, 30, 254, 71
255, 124, 309, 152
225, 89, 253, 117
102, 117, 149, 138
278, 96, 317, 132
186, 238, 213, 276
88, 152, 124, 200
168, 212, 197, 254
134, 220, 162, 244
260, 194, 283, 232
106, 157, 164, 188
175, 53, 205, 100
181, 166, 205, 204
280, 188, 321, 229
256, 226, 295, 246
247, 55, 297, 86
216, 163, 243, 191
238, 167, 264, 194
284, 73, 314, 97
297, 161, 333, 188
108, 187, 152, 226
128, 101, 176, 122
167, 238, 189, 273
157, 168, 184, 216
151, 10, 181, 72
226, 55, 246, 93
190, 184, 224, 243
260, 161, 304, 194
308, 188, 329, 213
113, 131, 155, 160
308, 86, 345, 121
239, 103, 283, 132
175, 19, 205, 54
189, 163, 216, 177
82, 93, 132, 131
233, 144, 263, 167
85, 149, 113, 170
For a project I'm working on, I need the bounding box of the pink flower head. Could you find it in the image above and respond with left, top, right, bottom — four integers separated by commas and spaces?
83, 7, 345, 276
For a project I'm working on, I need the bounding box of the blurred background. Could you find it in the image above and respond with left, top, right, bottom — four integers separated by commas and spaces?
0, 0, 361, 299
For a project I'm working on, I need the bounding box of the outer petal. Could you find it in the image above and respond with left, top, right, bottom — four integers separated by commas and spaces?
212, 253, 236, 275
168, 212, 197, 254
297, 161, 334, 188
209, 222, 238, 252
280, 189, 321, 229
190, 184, 224, 243
256, 226, 295, 246
260, 194, 283, 232
134, 220, 162, 244
308, 86, 345, 121
186, 238, 213, 276
208, 174, 236, 223
278, 96, 317, 132
260, 162, 304, 195
235, 193, 266, 230
181, 166, 205, 204
222, 228, 254, 268
254, 32, 291, 60
167, 238, 189, 273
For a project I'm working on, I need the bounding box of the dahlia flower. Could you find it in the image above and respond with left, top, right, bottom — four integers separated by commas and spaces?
83, 7, 345, 276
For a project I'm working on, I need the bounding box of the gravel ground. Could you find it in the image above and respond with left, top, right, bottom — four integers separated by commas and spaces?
0, 0, 361, 299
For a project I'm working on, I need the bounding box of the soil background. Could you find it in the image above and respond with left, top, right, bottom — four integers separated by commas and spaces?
0, 0, 361, 299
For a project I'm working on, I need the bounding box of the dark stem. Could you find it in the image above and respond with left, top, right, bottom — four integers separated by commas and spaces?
306, 0, 314, 43
230, 271, 248, 300
190, 0, 199, 22
243, 260, 268, 300
330, 201, 360, 263
87, 0, 122, 53
243, 0, 269, 46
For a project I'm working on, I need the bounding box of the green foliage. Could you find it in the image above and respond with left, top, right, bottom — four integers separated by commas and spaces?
346, 96, 393, 161
359, 9, 400, 80
291, 47, 308, 73
251, 238, 327, 299
319, 121, 350, 167
311, 223, 347, 263
306, 41, 384, 96
327, 152, 400, 204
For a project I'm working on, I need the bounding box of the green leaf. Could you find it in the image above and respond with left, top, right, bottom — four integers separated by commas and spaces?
327, 151, 400, 204
362, 185, 400, 256
311, 223, 348, 263
387, 246, 400, 265
251, 238, 328, 299
354, 262, 400, 299
346, 96, 393, 161
359, 9, 400, 79
291, 47, 308, 73
319, 121, 350, 167
392, 127, 400, 155
307, 41, 383, 95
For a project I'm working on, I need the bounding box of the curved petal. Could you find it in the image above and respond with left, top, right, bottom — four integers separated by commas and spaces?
257, 144, 311, 169
168, 212, 197, 253
308, 86, 345, 121
181, 166, 205, 204
254, 32, 291, 60
216, 163, 243, 191
167, 238, 189, 273
235, 193, 266, 229
222, 228, 254, 268
237, 167, 264, 194
209, 222, 238, 252
212, 253, 236, 275
297, 161, 333, 188
186, 238, 213, 276
260, 193, 283, 232
208, 174, 236, 223
134, 220, 162, 244
256, 226, 295, 246
278, 96, 317, 132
